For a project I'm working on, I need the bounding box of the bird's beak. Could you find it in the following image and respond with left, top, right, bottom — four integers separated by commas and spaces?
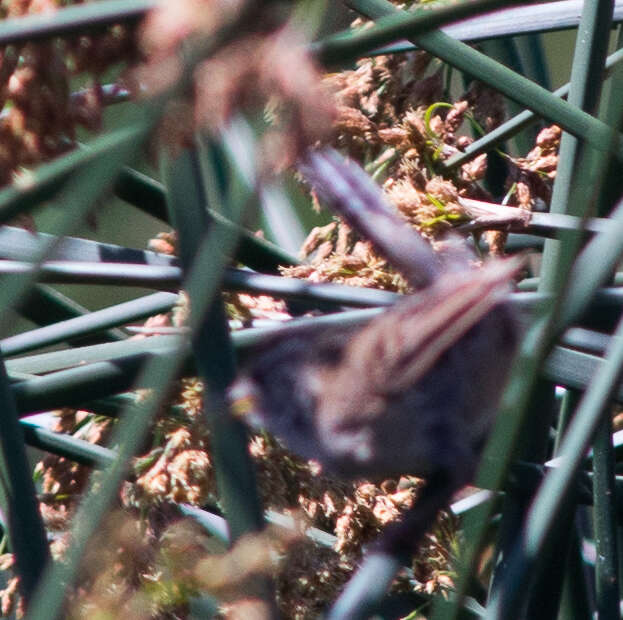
227, 377, 265, 430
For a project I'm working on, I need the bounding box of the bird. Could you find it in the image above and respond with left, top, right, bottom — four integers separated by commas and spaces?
231, 255, 519, 488
229, 147, 521, 580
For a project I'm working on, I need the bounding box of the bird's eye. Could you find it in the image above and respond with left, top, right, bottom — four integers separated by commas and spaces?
317, 340, 348, 366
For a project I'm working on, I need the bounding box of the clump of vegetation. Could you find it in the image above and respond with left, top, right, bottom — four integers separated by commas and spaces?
0, 0, 620, 619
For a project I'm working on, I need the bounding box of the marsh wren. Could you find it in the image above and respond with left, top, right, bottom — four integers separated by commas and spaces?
231, 150, 519, 494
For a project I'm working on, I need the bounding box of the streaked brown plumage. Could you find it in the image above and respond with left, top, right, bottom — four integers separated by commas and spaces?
233, 256, 519, 485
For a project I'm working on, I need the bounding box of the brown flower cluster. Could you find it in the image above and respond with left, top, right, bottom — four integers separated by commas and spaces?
312, 12, 562, 264
14, 362, 455, 618
281, 220, 410, 292
324, 51, 497, 234
225, 292, 291, 327
35, 409, 115, 531
131, 379, 214, 507
0, 0, 138, 188
284, 49, 507, 290
477, 123, 560, 255
506, 124, 562, 210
